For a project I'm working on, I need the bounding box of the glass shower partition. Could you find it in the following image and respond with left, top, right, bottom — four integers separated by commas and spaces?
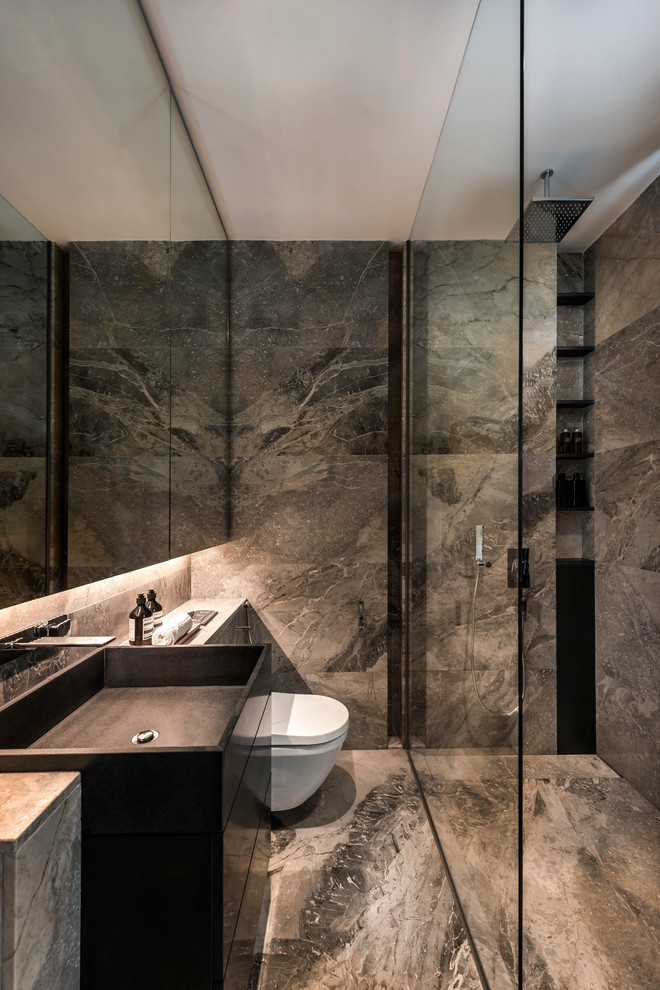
403, 1, 524, 988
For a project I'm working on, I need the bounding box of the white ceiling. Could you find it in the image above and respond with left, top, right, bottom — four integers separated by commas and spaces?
145, 0, 660, 247
1, 0, 659, 247
141, 0, 481, 241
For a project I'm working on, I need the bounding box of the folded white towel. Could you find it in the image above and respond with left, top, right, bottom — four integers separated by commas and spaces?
152, 613, 193, 647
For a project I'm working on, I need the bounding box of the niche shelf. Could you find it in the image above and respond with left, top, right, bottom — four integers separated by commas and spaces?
557, 292, 595, 307
557, 505, 595, 511
556, 452, 594, 460
557, 345, 595, 358
557, 398, 594, 408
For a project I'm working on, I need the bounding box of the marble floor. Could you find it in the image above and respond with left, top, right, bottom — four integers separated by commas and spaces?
254, 750, 485, 990
413, 750, 660, 990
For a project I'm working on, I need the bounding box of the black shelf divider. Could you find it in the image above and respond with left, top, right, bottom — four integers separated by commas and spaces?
557, 505, 595, 511
557, 398, 594, 408
556, 452, 594, 459
557, 292, 595, 307
557, 345, 595, 358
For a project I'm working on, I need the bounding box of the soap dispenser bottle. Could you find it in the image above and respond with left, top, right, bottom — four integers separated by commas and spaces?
147, 589, 163, 627
129, 594, 153, 646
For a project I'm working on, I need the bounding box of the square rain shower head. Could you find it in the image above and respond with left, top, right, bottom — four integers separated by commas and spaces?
507, 197, 594, 243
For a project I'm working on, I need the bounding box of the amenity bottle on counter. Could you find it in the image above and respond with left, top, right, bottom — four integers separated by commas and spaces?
129, 594, 153, 645
147, 589, 163, 626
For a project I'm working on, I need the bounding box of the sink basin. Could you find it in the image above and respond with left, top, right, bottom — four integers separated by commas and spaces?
0, 642, 271, 989
0, 644, 270, 831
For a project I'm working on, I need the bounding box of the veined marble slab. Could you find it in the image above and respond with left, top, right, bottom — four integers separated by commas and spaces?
0, 772, 81, 990
257, 751, 484, 990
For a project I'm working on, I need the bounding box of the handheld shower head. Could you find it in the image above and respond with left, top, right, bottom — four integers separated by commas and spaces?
475, 525, 484, 563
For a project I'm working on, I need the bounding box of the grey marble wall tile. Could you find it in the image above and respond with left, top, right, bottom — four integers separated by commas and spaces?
68, 238, 229, 581
169, 240, 228, 347
595, 563, 660, 808
595, 441, 659, 571
2, 784, 81, 990
69, 346, 170, 457
0, 242, 49, 609
0, 242, 48, 454
305, 668, 387, 749
412, 240, 519, 351
557, 306, 584, 345
411, 241, 521, 456
412, 344, 518, 454
231, 455, 387, 564
557, 252, 583, 293
426, 670, 519, 748
170, 454, 229, 558
579, 181, 660, 811
69, 241, 169, 349
192, 543, 386, 679
231, 345, 387, 456
594, 307, 660, 452
0, 458, 47, 607
230, 241, 388, 349
408, 240, 556, 752
67, 455, 170, 587
523, 669, 557, 754
590, 174, 660, 344
189, 243, 390, 744
523, 452, 556, 673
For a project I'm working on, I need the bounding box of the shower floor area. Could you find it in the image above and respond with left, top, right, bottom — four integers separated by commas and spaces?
413, 750, 660, 990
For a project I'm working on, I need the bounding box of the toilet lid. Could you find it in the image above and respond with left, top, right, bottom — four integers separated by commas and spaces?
272, 693, 350, 746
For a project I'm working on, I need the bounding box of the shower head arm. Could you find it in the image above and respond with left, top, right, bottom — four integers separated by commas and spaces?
541, 168, 554, 198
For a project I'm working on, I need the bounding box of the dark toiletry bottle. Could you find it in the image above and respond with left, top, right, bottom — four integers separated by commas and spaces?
556, 473, 572, 507
572, 472, 588, 507
147, 589, 163, 626
559, 429, 573, 454
129, 594, 153, 645
572, 429, 583, 454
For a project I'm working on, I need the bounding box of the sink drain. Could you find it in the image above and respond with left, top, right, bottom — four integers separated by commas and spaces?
132, 729, 159, 745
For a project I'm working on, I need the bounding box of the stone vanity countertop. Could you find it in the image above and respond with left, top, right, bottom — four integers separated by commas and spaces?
120, 597, 246, 647
0, 771, 80, 852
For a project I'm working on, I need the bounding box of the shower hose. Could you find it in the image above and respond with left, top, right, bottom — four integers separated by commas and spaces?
470, 562, 526, 717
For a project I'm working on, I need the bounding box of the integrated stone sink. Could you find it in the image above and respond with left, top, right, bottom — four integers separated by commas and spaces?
0, 641, 271, 989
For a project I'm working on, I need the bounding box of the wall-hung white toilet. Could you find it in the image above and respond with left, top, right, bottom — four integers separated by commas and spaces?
271, 692, 350, 812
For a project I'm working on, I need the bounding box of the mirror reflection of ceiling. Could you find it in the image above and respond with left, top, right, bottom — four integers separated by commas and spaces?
0, 0, 223, 243
0, 194, 46, 241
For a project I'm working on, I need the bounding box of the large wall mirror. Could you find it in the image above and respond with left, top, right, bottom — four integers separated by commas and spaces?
0, 0, 229, 608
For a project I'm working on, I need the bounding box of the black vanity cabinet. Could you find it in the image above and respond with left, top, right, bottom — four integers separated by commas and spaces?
0, 643, 271, 989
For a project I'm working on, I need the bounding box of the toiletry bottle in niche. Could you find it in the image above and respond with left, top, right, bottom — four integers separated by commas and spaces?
129, 594, 152, 646
572, 472, 588, 507
572, 429, 583, 454
147, 589, 163, 626
559, 429, 573, 454
556, 473, 572, 507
